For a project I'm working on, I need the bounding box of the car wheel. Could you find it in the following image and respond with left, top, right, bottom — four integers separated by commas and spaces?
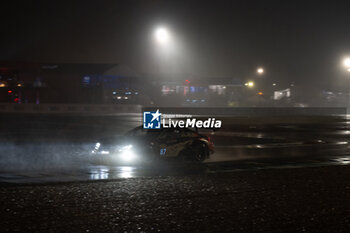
192, 142, 207, 162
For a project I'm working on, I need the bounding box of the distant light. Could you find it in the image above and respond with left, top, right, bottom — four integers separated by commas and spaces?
0, 83, 5, 87
8, 90, 12, 93
334, 157, 350, 165
155, 27, 170, 44
17, 84, 22, 87
257, 67, 264, 74
117, 96, 122, 100
112, 91, 116, 95
272, 83, 277, 86
245, 81, 254, 88
185, 79, 190, 84
258, 92, 263, 95
347, 68, 350, 72
344, 58, 350, 68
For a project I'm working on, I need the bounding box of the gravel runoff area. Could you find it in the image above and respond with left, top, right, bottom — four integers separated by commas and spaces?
1, 165, 350, 232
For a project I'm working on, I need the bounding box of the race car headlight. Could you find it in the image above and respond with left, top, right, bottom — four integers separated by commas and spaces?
118, 144, 133, 152
117, 145, 136, 162
91, 142, 101, 154
91, 142, 111, 155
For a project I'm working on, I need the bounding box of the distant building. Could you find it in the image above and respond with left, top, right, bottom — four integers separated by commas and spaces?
0, 61, 41, 103
0, 61, 150, 104
149, 74, 246, 106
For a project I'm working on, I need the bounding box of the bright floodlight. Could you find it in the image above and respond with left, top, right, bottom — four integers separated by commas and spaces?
155, 27, 170, 44
344, 58, 350, 67
257, 68, 264, 74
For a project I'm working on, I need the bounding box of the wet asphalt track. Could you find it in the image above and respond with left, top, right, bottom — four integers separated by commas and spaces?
1, 114, 350, 183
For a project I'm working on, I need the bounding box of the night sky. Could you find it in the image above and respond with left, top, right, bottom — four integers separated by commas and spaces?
1, 0, 350, 90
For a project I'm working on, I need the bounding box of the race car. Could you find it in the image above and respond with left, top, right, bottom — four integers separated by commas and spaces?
91, 126, 214, 163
